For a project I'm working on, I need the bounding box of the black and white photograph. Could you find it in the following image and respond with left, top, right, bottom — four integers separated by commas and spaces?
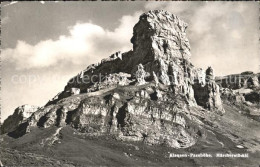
0, 1, 259, 166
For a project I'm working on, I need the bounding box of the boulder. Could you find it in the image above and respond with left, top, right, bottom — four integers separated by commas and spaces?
70, 88, 80, 95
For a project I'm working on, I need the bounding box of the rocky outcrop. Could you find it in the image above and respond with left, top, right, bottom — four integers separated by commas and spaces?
247, 76, 259, 88
193, 67, 225, 114
135, 64, 148, 85
1, 105, 39, 134
220, 88, 245, 104
244, 91, 260, 104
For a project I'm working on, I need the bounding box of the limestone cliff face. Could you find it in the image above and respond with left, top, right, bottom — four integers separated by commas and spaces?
1, 105, 39, 134
2, 10, 225, 148
11, 86, 200, 148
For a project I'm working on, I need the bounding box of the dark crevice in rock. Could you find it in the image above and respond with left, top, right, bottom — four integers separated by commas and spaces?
116, 103, 128, 128
65, 109, 78, 125
37, 113, 49, 127
150, 92, 158, 101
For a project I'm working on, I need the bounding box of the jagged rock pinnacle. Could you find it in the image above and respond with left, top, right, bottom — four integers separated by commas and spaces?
131, 10, 191, 62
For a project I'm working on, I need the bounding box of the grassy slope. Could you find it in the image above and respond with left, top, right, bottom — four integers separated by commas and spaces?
1, 102, 260, 166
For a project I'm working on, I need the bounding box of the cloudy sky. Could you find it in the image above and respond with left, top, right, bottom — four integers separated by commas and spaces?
1, 1, 259, 121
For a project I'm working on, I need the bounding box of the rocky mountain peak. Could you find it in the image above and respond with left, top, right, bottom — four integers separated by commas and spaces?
131, 10, 191, 62
53, 10, 195, 99
2, 10, 225, 148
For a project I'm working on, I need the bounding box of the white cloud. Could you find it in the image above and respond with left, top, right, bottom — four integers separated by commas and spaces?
2, 11, 142, 70
145, 1, 259, 75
